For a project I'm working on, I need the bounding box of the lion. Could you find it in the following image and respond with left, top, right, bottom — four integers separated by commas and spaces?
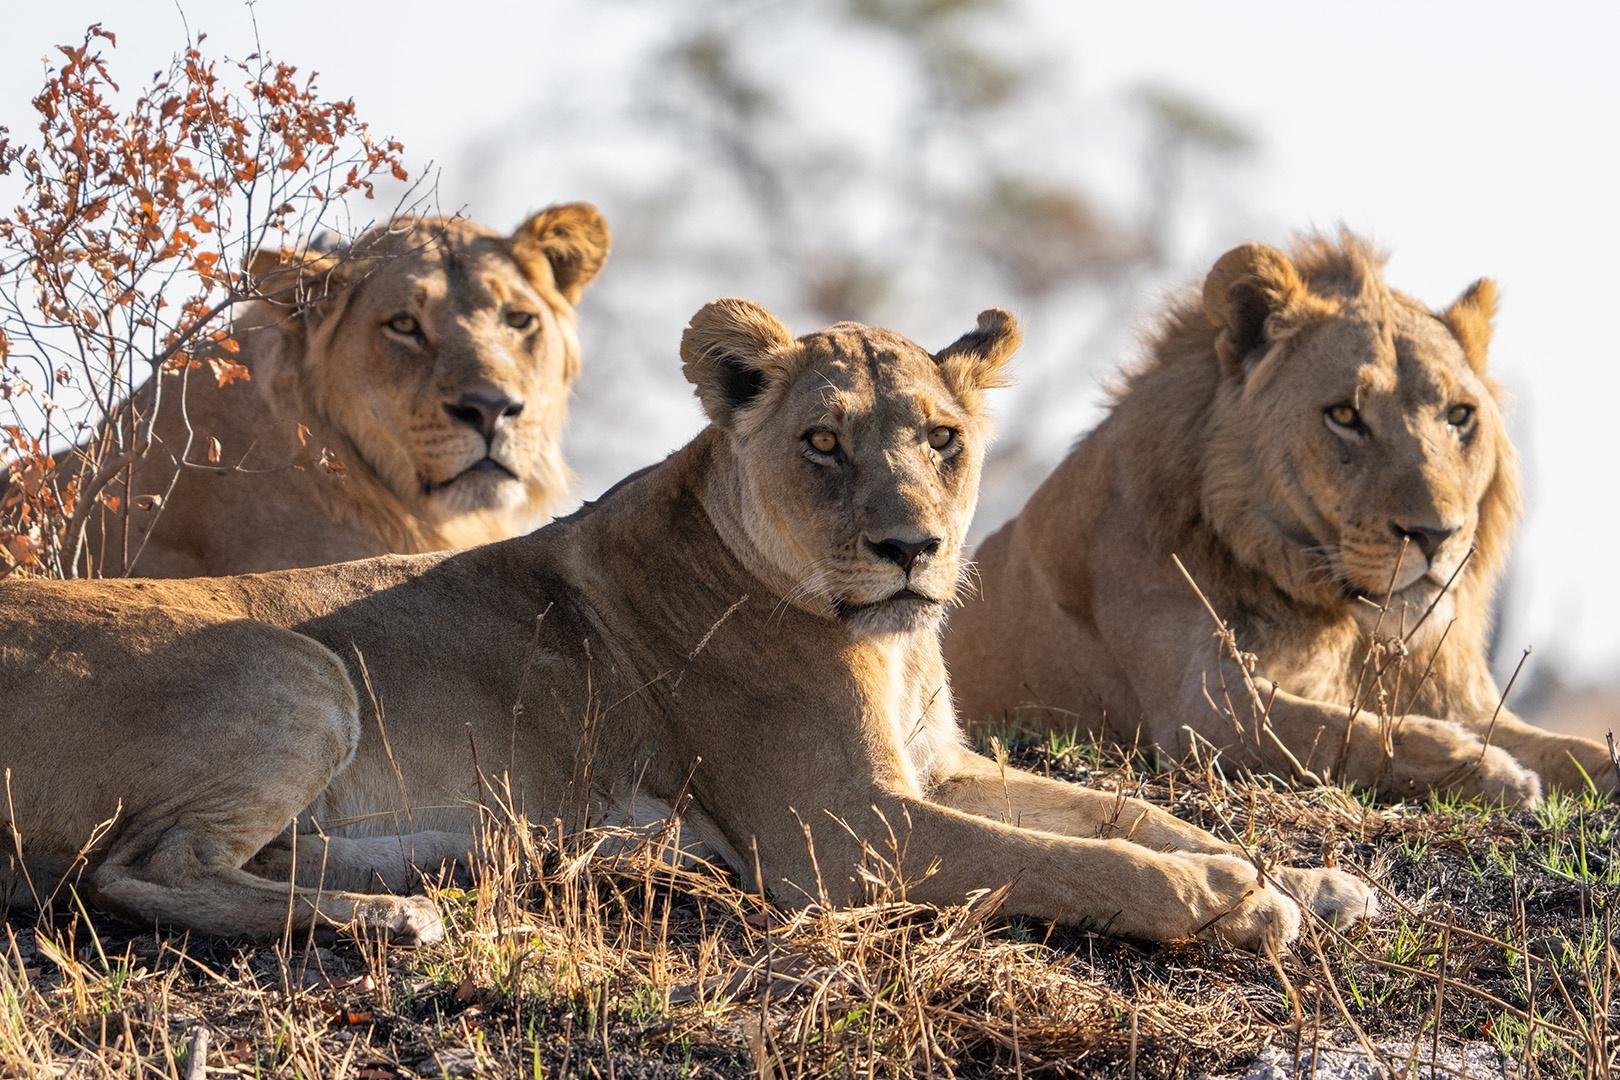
0, 300, 1373, 952
70, 204, 608, 577
946, 231, 1615, 804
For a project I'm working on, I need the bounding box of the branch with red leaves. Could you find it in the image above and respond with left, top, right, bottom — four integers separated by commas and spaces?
0, 23, 410, 578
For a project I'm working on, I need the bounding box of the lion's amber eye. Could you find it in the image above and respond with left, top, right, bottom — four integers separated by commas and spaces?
807, 430, 839, 455
1325, 403, 1361, 429
506, 310, 536, 331
385, 314, 421, 337
1446, 403, 1476, 428
928, 426, 958, 451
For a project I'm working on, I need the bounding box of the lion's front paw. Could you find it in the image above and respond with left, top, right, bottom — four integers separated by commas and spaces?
1274, 866, 1379, 928
1466, 744, 1544, 806
1190, 855, 1302, 954
1383, 718, 1542, 807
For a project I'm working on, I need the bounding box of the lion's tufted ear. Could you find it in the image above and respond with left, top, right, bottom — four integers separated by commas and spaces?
681, 298, 796, 427
1441, 278, 1497, 373
509, 202, 610, 306
934, 309, 1021, 403
244, 245, 345, 302
1203, 243, 1312, 376
241, 245, 356, 338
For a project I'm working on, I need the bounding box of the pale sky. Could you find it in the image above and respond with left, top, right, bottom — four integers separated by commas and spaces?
3, 1, 1616, 681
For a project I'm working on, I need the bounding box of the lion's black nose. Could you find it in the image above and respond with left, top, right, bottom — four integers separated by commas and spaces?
1389, 520, 1456, 560
444, 392, 525, 441
865, 535, 942, 573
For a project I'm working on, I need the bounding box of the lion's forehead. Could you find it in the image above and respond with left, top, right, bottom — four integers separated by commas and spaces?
803, 375, 957, 443
1385, 310, 1473, 407
358, 216, 503, 257
366, 250, 538, 311
1302, 307, 1473, 407
794, 331, 953, 413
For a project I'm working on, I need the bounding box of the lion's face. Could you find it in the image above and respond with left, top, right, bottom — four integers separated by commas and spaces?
252, 206, 608, 540
681, 301, 1019, 637
1202, 238, 1515, 631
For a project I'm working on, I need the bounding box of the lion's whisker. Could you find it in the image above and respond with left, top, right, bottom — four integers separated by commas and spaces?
772, 560, 841, 622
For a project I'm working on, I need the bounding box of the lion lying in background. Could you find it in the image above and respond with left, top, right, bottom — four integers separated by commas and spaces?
947, 231, 1614, 804
73, 203, 608, 577
0, 300, 1372, 951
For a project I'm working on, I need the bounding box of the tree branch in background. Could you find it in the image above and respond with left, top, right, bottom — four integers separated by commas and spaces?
0, 22, 408, 579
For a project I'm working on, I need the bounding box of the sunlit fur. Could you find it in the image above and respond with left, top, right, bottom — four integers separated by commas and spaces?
83, 205, 608, 576
0, 301, 1377, 952
1193, 233, 1515, 641
682, 306, 1015, 639
948, 231, 1616, 802
274, 216, 585, 538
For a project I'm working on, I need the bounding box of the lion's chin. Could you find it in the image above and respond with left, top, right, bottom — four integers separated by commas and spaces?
1346, 576, 1455, 636
831, 590, 944, 637
422, 462, 527, 515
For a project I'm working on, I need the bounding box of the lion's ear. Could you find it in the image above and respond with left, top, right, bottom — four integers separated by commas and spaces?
243, 245, 344, 304
1203, 242, 1311, 375
241, 245, 353, 340
509, 202, 610, 305
935, 309, 1020, 401
245, 245, 289, 285
681, 298, 795, 427
1441, 278, 1496, 373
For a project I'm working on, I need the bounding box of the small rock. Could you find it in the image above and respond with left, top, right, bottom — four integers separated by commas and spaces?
1209, 1035, 1512, 1080
428, 1048, 479, 1076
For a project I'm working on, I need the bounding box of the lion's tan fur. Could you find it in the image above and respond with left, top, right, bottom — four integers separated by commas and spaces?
947, 231, 1613, 802
79, 205, 608, 577
0, 301, 1372, 950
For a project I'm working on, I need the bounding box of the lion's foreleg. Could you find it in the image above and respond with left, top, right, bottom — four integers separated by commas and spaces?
929, 749, 1234, 854
926, 750, 1378, 927
1236, 685, 1542, 805
823, 794, 1302, 952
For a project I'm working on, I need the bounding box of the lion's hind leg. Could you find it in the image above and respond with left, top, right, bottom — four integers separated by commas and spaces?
82, 621, 442, 943
246, 830, 478, 893
87, 782, 445, 944
93, 863, 442, 944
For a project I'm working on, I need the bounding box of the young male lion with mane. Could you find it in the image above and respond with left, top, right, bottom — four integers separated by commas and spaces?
0, 300, 1373, 952
69, 203, 608, 577
947, 231, 1615, 805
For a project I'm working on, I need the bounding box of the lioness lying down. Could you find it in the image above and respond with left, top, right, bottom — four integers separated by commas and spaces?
71, 204, 608, 578
0, 301, 1373, 952
947, 232, 1614, 804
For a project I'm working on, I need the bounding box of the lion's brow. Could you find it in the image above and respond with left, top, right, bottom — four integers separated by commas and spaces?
815, 385, 852, 418
482, 274, 514, 304
913, 394, 959, 422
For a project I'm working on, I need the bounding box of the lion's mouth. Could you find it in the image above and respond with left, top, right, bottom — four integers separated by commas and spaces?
831, 587, 940, 620
422, 456, 517, 494
1345, 571, 1450, 607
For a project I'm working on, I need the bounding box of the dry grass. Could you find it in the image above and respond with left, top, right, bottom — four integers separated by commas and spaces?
2, 736, 1615, 1079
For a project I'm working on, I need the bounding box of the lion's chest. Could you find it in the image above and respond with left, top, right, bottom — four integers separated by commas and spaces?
1249, 614, 1375, 703
856, 638, 961, 797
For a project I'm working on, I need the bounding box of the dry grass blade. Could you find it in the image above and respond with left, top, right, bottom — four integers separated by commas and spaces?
2, 732, 1614, 1078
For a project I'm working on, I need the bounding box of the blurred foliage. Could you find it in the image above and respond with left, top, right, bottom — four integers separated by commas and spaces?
627, 0, 1255, 323
467, 0, 1258, 516
1135, 83, 1256, 156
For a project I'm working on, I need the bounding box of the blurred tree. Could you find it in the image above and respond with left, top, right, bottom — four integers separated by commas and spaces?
458, 0, 1259, 528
